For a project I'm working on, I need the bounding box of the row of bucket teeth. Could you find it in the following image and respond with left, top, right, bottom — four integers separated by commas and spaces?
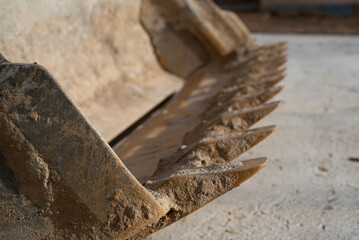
225, 41, 287, 69
123, 42, 287, 240
151, 42, 286, 176
139, 43, 287, 229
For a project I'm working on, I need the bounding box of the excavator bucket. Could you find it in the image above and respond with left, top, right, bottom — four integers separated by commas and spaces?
0, 0, 286, 239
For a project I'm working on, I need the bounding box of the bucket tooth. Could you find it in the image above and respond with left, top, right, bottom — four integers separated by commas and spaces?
201, 78, 284, 127
184, 101, 280, 145
262, 47, 288, 59
257, 42, 288, 59
261, 43, 288, 53
224, 68, 286, 94
222, 74, 285, 97
260, 41, 288, 51
193, 125, 276, 165
249, 50, 288, 75
241, 74, 286, 91
155, 125, 275, 175
138, 158, 267, 236
230, 42, 287, 71
224, 85, 283, 112
230, 86, 284, 109
203, 85, 283, 121
258, 53, 288, 64
248, 67, 287, 82
221, 101, 281, 125
150, 157, 268, 191
251, 55, 287, 73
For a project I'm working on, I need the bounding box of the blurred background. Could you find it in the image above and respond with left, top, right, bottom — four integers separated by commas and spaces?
215, 0, 359, 34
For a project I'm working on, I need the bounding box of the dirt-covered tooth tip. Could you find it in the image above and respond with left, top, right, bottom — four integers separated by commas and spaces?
221, 101, 281, 124
152, 157, 268, 209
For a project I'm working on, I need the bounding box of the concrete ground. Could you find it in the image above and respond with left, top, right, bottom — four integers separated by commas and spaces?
147, 34, 359, 240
